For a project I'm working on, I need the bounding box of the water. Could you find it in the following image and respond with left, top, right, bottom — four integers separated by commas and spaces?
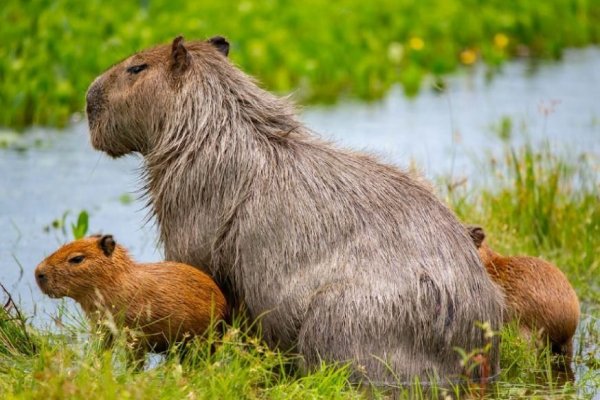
304, 47, 600, 180
0, 49, 599, 366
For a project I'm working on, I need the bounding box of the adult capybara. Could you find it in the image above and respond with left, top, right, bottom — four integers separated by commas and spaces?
86, 36, 504, 384
468, 226, 579, 358
35, 235, 227, 359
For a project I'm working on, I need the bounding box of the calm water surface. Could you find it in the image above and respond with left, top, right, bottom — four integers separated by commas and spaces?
0, 49, 598, 385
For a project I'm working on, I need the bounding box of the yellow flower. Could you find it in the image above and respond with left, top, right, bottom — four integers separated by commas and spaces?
409, 37, 425, 51
459, 49, 477, 65
494, 33, 509, 49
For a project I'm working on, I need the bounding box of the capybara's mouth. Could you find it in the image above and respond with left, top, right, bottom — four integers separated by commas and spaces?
86, 103, 102, 129
43, 288, 64, 299
103, 146, 130, 159
88, 125, 129, 158
86, 102, 107, 135
87, 121, 130, 158
36, 279, 62, 299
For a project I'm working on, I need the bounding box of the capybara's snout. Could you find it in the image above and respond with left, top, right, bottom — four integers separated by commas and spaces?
34, 263, 49, 294
34, 263, 60, 298
86, 78, 105, 127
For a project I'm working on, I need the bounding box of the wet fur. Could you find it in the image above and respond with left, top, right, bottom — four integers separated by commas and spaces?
86, 37, 504, 383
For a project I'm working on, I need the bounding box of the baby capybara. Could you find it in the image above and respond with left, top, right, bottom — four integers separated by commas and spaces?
35, 235, 227, 358
468, 226, 579, 358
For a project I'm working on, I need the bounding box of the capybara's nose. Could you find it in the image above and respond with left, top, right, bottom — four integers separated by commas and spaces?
36, 272, 47, 285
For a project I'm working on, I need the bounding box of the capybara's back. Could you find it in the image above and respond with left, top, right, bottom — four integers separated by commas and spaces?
86, 36, 505, 384
35, 235, 227, 353
468, 226, 579, 357
121, 260, 227, 352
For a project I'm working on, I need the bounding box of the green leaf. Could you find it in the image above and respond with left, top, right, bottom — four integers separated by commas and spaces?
71, 210, 89, 239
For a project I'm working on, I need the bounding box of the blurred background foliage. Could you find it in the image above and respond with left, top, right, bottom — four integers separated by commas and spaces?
1, 0, 599, 130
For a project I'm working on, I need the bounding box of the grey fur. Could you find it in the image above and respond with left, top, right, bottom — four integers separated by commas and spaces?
86, 37, 504, 384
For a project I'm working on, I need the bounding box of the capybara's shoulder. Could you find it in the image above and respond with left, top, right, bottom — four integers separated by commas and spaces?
138, 261, 224, 294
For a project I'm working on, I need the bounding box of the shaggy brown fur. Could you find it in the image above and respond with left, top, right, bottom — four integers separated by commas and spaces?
468, 226, 580, 358
86, 36, 504, 384
35, 235, 227, 357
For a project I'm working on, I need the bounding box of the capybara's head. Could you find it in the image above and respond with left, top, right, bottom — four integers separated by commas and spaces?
35, 235, 123, 300
86, 36, 230, 157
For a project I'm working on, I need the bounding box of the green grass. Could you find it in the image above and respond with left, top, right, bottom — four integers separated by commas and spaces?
1, 145, 599, 398
2, 0, 600, 130
448, 145, 600, 304
0, 307, 362, 400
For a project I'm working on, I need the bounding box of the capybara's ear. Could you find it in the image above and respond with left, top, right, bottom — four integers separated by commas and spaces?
98, 235, 116, 257
171, 36, 191, 74
207, 36, 230, 57
467, 225, 486, 248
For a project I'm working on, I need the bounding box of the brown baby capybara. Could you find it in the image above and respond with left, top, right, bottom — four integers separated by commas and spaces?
85, 36, 504, 384
468, 226, 580, 358
35, 235, 227, 360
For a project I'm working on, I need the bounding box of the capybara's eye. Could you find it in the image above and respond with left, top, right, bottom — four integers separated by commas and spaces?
68, 255, 85, 264
126, 64, 148, 75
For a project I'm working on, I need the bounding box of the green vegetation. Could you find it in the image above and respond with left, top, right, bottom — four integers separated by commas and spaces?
1, 146, 598, 398
118, 194, 135, 206
71, 211, 89, 240
446, 144, 600, 397
448, 145, 600, 304
43, 210, 90, 241
0, 307, 361, 399
2, 0, 600, 130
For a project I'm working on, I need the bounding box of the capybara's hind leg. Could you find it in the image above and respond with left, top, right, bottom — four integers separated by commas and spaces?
296, 283, 440, 385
